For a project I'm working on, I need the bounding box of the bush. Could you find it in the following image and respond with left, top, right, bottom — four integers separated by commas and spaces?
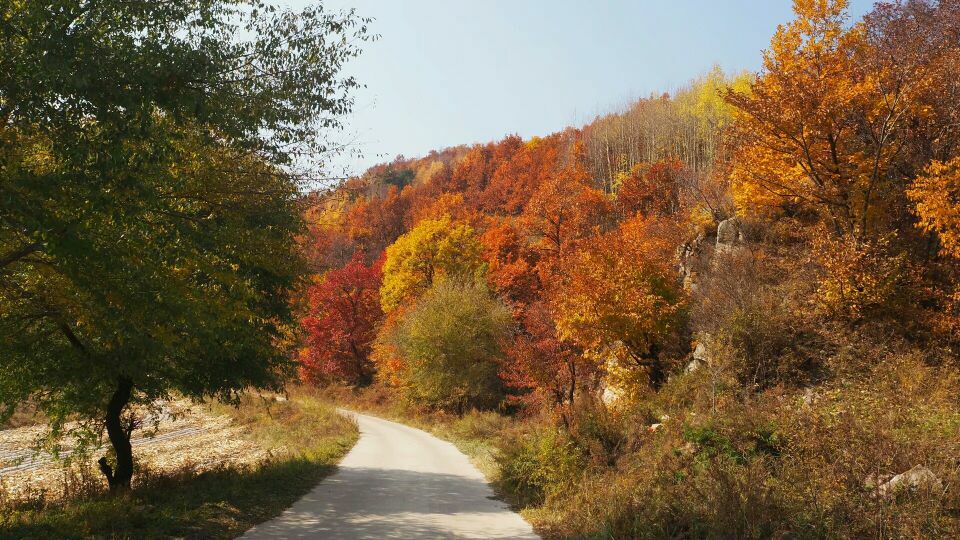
377, 280, 512, 412
692, 240, 819, 390
497, 425, 586, 507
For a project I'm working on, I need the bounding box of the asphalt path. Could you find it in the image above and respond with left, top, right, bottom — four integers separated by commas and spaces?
240, 410, 539, 539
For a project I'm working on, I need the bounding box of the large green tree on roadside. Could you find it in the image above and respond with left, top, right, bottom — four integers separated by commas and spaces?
0, 1, 369, 490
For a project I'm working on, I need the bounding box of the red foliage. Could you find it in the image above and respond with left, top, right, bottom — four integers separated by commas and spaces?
500, 301, 594, 410
300, 253, 384, 386
616, 159, 685, 219
480, 135, 562, 215
520, 146, 611, 287
345, 186, 409, 255
481, 220, 541, 315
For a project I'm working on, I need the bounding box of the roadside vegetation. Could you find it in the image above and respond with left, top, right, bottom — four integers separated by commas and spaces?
0, 388, 358, 539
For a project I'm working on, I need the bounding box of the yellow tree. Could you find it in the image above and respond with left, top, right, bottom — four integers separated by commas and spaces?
908, 157, 960, 260
727, 0, 916, 240
379, 215, 485, 313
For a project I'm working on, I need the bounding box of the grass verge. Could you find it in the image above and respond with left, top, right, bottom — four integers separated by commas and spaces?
0, 386, 358, 539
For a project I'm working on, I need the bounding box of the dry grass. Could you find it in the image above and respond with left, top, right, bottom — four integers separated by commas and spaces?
317, 345, 960, 540
0, 386, 358, 539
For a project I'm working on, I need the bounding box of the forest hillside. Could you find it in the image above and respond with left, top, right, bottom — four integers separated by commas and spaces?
299, 0, 960, 537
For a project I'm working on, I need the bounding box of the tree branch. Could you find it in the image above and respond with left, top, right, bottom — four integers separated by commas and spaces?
0, 242, 42, 269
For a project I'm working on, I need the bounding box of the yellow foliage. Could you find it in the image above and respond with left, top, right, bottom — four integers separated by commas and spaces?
675, 65, 752, 133
379, 215, 485, 312
726, 0, 905, 239
908, 157, 960, 259
812, 232, 912, 320
414, 159, 445, 186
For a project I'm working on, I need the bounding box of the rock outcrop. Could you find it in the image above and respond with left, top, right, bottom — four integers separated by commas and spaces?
677, 233, 710, 292
715, 217, 744, 254
686, 337, 710, 373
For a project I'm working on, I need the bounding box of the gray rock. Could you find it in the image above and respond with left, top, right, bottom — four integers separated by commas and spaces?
686, 336, 710, 373
678, 233, 709, 291
716, 218, 744, 253
875, 465, 942, 498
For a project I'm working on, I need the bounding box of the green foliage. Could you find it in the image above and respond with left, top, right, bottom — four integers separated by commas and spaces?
497, 425, 585, 507
682, 424, 744, 464
380, 280, 511, 411
0, 0, 369, 486
380, 168, 415, 189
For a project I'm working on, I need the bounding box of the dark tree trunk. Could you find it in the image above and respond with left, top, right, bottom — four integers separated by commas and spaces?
101, 376, 134, 492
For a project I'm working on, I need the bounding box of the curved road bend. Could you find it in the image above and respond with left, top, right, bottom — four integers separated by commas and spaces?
240, 410, 539, 539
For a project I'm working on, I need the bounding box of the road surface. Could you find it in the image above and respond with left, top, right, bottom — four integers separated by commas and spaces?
240, 411, 538, 539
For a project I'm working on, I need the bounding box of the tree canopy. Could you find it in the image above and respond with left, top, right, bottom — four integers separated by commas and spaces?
0, 0, 369, 490
376, 280, 512, 412
379, 215, 485, 313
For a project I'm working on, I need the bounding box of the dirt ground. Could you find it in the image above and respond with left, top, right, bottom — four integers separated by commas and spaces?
0, 400, 272, 499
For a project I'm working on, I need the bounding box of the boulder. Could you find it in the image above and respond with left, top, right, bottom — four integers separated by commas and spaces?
874, 465, 943, 498
685, 336, 711, 373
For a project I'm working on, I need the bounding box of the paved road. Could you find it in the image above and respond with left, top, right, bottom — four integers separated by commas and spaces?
240, 411, 538, 539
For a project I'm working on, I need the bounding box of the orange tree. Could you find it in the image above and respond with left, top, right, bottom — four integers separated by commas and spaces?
909, 157, 960, 260
553, 216, 687, 387
727, 0, 911, 240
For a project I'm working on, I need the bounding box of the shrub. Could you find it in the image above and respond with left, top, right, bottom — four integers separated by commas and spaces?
497, 425, 586, 507
377, 280, 512, 412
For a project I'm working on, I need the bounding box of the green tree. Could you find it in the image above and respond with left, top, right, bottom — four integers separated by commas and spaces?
378, 280, 512, 412
0, 1, 369, 490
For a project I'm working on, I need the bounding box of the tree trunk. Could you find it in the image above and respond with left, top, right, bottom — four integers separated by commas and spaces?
101, 376, 134, 492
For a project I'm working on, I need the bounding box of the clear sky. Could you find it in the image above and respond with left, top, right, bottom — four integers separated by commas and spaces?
284, 0, 874, 177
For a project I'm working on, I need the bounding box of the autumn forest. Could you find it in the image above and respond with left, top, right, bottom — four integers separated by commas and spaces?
2, 0, 960, 538
299, 0, 960, 536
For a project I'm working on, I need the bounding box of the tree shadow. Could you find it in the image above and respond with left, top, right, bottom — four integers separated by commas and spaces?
240, 466, 539, 539
1, 453, 344, 539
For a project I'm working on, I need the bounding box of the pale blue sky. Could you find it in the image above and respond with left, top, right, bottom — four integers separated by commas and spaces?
285, 1, 874, 176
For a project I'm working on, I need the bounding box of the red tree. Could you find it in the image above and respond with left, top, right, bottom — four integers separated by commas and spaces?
481, 220, 541, 315
616, 159, 685, 219
500, 301, 596, 413
300, 253, 384, 386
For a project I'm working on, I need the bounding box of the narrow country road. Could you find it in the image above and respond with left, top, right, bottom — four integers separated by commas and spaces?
240, 411, 539, 539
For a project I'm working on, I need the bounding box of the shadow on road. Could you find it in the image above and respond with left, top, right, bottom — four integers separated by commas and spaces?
242, 467, 536, 539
